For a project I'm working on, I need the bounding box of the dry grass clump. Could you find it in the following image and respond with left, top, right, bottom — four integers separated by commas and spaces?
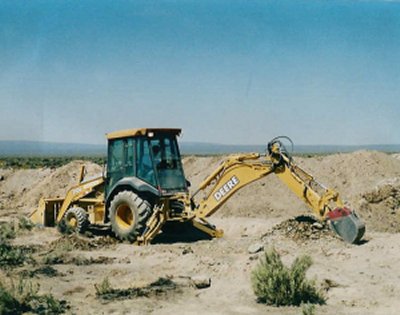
251, 248, 325, 306
0, 244, 27, 269
95, 277, 178, 301
0, 222, 33, 269
0, 277, 68, 314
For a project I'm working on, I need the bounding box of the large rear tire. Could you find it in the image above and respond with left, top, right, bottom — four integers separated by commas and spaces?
108, 191, 152, 242
63, 207, 89, 233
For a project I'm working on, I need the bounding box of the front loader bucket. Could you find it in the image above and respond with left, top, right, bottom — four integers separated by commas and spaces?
29, 197, 64, 227
327, 207, 365, 244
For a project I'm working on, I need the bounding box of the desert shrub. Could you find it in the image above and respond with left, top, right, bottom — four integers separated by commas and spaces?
0, 156, 105, 170
0, 277, 68, 314
43, 250, 68, 265
302, 303, 316, 315
0, 223, 16, 242
18, 216, 35, 231
0, 229, 32, 269
71, 255, 114, 266
0, 244, 27, 269
94, 277, 112, 297
0, 218, 35, 242
251, 248, 325, 306
0, 223, 33, 269
21, 266, 61, 278
95, 277, 178, 301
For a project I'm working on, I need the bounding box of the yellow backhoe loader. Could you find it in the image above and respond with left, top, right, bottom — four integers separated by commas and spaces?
30, 128, 365, 244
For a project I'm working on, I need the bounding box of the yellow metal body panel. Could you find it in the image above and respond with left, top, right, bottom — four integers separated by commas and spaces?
55, 176, 105, 223
195, 153, 274, 218
106, 128, 181, 140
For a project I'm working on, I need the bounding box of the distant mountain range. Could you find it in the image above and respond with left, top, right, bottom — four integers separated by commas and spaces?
0, 140, 399, 157
0, 141, 106, 157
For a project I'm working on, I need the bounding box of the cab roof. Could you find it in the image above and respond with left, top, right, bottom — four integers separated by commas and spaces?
106, 128, 182, 140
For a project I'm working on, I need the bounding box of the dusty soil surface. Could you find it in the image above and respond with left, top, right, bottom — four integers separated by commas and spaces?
1, 151, 400, 314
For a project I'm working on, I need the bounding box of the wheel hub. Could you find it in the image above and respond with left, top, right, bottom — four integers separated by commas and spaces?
68, 217, 78, 228
116, 204, 134, 229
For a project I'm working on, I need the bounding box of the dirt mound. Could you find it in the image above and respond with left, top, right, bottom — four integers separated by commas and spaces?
264, 215, 337, 242
296, 150, 400, 197
358, 183, 400, 233
49, 234, 117, 252
182, 155, 223, 188
393, 153, 400, 161
0, 161, 102, 215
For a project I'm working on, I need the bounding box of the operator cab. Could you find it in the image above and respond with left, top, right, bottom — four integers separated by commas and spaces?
106, 128, 187, 197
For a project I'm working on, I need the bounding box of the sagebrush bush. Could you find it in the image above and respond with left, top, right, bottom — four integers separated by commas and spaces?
94, 277, 112, 297
0, 156, 105, 169
0, 277, 68, 314
302, 303, 316, 315
18, 217, 35, 231
95, 277, 178, 301
0, 218, 35, 243
0, 244, 27, 268
0, 223, 16, 242
0, 222, 32, 269
43, 249, 68, 265
251, 248, 325, 306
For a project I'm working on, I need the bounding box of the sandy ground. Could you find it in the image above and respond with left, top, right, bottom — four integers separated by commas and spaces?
1, 151, 400, 314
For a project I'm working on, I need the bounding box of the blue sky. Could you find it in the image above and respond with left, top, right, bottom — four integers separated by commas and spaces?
0, 0, 399, 145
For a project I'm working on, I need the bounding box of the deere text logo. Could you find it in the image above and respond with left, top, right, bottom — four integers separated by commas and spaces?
214, 176, 240, 201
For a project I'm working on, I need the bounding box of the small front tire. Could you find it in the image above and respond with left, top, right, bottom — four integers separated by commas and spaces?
62, 207, 89, 233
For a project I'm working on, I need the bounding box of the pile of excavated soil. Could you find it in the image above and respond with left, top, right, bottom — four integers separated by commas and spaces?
263, 215, 338, 243
295, 151, 400, 198
358, 184, 400, 233
0, 161, 102, 215
49, 234, 118, 252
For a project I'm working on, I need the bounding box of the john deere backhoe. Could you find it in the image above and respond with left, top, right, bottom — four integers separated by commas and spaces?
30, 128, 365, 244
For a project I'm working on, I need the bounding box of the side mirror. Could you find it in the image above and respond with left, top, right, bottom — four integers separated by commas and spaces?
186, 179, 191, 188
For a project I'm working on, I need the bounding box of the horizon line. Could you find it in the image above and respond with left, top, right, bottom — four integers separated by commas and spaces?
0, 139, 400, 147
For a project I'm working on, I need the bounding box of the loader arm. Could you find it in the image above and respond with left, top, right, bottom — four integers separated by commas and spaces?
191, 139, 365, 243
55, 176, 105, 223
30, 170, 105, 227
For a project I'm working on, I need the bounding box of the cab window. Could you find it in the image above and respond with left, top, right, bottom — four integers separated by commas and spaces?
107, 139, 124, 191
149, 134, 186, 191
136, 137, 156, 186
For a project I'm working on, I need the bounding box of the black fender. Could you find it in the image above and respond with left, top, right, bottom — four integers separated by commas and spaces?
105, 177, 160, 222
